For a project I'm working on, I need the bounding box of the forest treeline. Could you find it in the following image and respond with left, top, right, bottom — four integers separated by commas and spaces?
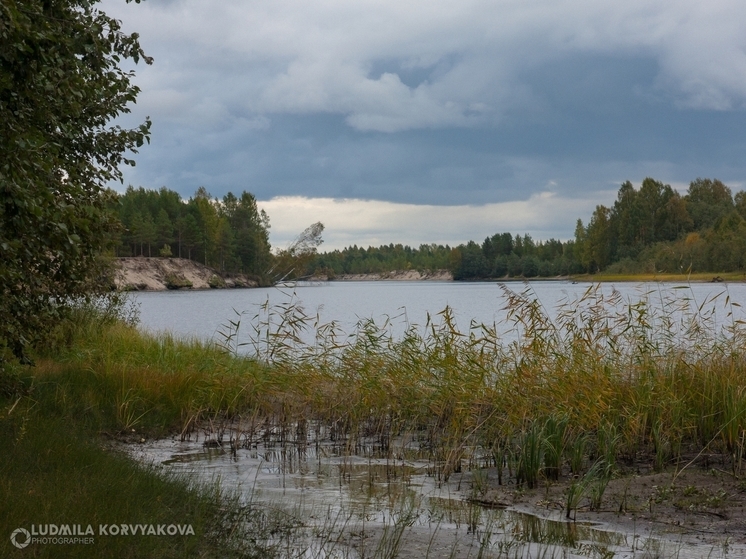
113, 177, 746, 282
113, 186, 273, 280
574, 177, 746, 275
307, 177, 746, 279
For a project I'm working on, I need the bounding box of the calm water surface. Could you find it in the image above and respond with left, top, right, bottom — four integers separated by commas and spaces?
133, 280, 746, 345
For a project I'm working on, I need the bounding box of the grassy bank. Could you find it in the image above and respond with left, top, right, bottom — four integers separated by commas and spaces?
4, 283, 746, 555
572, 271, 746, 282
0, 408, 290, 558
0, 308, 290, 559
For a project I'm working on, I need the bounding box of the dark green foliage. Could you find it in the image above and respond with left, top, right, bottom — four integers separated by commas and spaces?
454, 241, 490, 279
449, 234, 573, 280
573, 177, 746, 274
0, 0, 151, 360
304, 175, 746, 280
521, 256, 539, 278
311, 234, 578, 281
0, 357, 25, 398
493, 255, 508, 277
687, 178, 734, 230
506, 253, 523, 277
114, 186, 272, 279
310, 242, 454, 277
577, 178, 688, 270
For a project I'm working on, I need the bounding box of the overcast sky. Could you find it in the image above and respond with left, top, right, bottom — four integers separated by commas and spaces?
104, 0, 746, 250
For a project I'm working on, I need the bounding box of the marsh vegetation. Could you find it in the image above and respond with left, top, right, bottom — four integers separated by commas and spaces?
3, 283, 745, 556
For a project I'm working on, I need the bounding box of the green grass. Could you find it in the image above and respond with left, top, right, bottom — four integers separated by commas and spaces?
0, 406, 285, 558
0, 302, 296, 558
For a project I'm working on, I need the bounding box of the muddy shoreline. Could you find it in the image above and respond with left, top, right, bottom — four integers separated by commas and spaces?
122, 421, 746, 558
478, 463, 746, 549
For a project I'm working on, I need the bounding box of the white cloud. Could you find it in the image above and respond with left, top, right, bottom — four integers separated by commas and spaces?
258, 192, 602, 251
107, 0, 746, 133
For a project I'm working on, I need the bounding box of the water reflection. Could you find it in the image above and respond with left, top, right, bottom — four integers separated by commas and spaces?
129, 422, 743, 558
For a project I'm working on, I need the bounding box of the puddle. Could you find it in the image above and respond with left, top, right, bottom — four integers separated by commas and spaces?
126, 426, 745, 558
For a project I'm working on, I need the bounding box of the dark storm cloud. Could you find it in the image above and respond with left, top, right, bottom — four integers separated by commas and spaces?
104, 0, 746, 245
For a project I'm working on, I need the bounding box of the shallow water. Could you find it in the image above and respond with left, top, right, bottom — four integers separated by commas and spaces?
127, 424, 745, 558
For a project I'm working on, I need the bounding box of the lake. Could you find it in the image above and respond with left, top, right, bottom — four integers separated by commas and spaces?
132, 280, 746, 349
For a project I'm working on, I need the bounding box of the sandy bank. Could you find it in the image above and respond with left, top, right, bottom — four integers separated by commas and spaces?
114, 257, 258, 291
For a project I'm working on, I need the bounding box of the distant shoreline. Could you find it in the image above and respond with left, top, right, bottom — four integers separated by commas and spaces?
311, 270, 453, 282
115, 258, 746, 292
315, 271, 744, 283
